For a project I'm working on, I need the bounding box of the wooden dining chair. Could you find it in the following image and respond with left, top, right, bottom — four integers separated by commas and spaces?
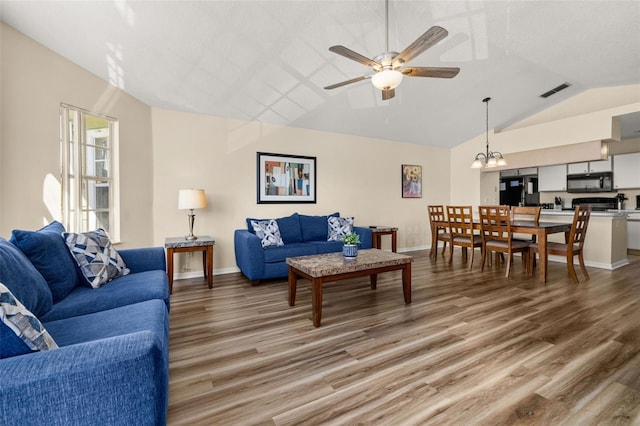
479, 205, 531, 278
446, 205, 482, 269
529, 205, 591, 283
428, 205, 450, 259
511, 206, 542, 243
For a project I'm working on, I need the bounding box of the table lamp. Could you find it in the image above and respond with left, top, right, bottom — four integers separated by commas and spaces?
178, 189, 207, 240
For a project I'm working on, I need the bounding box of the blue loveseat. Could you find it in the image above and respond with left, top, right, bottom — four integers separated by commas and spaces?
0, 222, 169, 425
234, 212, 372, 283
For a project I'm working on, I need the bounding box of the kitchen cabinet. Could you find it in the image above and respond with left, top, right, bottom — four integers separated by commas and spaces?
500, 167, 538, 177
538, 164, 567, 191
613, 152, 640, 189
627, 212, 640, 250
567, 157, 612, 174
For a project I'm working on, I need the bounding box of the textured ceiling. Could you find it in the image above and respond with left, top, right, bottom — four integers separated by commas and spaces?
1, 0, 639, 148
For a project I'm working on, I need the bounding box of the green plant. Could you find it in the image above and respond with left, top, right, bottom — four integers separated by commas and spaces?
342, 232, 360, 245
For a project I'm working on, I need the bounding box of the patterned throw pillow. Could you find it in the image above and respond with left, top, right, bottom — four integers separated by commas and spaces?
0, 282, 58, 356
63, 229, 130, 288
327, 216, 354, 241
250, 219, 284, 248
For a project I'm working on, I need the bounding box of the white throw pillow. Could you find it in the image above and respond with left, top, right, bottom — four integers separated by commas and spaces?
327, 216, 354, 241
250, 219, 284, 248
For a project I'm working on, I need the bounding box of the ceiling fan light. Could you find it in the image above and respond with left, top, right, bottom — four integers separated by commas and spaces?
371, 69, 403, 90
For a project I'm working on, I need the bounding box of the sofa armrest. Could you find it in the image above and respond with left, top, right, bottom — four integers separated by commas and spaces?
119, 247, 166, 273
0, 331, 168, 425
234, 230, 265, 281
353, 226, 373, 249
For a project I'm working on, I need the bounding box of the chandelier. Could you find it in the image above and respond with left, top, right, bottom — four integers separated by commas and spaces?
471, 97, 506, 168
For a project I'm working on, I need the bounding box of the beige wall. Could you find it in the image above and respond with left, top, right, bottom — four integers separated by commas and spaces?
0, 23, 154, 247
151, 108, 450, 274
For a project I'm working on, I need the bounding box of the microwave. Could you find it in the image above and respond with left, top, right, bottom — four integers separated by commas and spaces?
566, 172, 614, 193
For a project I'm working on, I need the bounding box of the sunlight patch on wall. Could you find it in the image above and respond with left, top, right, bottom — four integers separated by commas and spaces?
43, 173, 62, 227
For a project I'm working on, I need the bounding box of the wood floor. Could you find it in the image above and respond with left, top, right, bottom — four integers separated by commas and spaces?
167, 250, 640, 425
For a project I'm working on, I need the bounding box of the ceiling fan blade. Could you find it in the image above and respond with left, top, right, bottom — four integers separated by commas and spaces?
329, 45, 382, 71
401, 66, 460, 78
381, 88, 395, 100
324, 75, 371, 90
393, 26, 449, 66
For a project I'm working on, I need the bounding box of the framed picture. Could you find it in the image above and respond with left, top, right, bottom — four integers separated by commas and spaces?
402, 164, 422, 198
257, 152, 316, 204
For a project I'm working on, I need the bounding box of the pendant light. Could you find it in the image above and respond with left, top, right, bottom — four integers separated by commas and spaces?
471, 97, 506, 168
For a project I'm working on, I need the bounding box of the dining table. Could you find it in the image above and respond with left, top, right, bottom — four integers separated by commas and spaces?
433, 219, 573, 283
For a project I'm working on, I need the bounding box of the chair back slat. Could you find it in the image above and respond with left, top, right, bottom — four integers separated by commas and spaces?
570, 205, 591, 246
511, 206, 541, 224
428, 205, 446, 225
479, 205, 512, 243
447, 206, 475, 237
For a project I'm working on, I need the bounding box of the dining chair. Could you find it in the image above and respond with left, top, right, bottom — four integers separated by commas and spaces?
510, 205, 542, 269
446, 205, 482, 269
511, 206, 542, 243
479, 205, 531, 278
529, 205, 591, 283
428, 205, 450, 259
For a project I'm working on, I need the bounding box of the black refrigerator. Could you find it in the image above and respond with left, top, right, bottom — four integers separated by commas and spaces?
499, 176, 539, 206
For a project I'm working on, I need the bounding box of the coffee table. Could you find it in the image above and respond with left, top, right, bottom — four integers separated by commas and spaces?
287, 249, 413, 327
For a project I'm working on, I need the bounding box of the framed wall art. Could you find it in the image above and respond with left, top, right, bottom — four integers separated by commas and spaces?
257, 152, 316, 204
402, 164, 422, 198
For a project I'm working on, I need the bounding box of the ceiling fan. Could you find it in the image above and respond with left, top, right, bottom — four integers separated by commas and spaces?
324, 0, 460, 100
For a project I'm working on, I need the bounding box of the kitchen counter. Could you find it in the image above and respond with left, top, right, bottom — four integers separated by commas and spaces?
537, 210, 628, 270
540, 209, 628, 218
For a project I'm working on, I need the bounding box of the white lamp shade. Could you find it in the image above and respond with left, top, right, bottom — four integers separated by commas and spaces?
178, 189, 207, 210
371, 69, 403, 90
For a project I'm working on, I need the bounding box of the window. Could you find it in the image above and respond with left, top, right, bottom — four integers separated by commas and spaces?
60, 104, 120, 241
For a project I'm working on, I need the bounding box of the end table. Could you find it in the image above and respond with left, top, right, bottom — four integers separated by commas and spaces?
369, 226, 398, 252
164, 236, 215, 294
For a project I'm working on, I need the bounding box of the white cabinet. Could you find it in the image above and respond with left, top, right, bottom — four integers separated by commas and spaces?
500, 167, 538, 177
614, 153, 640, 189
538, 164, 567, 191
627, 213, 640, 250
567, 157, 612, 174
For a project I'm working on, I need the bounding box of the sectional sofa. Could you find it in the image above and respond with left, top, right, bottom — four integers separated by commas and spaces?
234, 212, 372, 283
0, 221, 169, 425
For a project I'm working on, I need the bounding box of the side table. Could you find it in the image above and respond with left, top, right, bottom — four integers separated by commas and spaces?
369, 226, 398, 253
164, 236, 215, 294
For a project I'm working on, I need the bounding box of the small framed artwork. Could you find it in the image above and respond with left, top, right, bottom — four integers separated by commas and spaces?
402, 164, 422, 198
257, 152, 316, 204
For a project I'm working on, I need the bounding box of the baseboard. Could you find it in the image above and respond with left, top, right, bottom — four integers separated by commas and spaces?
547, 255, 630, 271
174, 266, 239, 280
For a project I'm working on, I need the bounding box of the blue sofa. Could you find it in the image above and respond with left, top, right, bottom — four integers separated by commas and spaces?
234, 212, 372, 283
0, 222, 169, 425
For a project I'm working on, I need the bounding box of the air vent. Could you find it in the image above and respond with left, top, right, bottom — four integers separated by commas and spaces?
539, 82, 571, 98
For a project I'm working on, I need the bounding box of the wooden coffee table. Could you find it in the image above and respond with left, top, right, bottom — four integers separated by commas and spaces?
287, 249, 413, 327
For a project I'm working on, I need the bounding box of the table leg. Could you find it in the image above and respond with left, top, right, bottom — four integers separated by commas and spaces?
206, 246, 213, 289
202, 250, 207, 280
167, 248, 174, 294
391, 231, 397, 253
312, 278, 323, 327
538, 230, 548, 283
288, 267, 297, 306
370, 274, 378, 289
402, 262, 412, 304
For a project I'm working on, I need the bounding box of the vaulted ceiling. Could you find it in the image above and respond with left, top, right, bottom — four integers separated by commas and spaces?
1, 1, 639, 148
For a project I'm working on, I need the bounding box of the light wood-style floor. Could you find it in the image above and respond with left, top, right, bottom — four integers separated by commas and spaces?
167, 250, 640, 425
